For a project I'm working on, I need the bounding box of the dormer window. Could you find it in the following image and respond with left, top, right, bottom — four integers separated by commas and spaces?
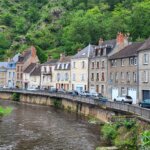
100, 48, 104, 56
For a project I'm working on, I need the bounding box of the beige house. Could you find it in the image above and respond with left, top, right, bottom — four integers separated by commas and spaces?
108, 42, 143, 104
55, 54, 72, 91
138, 38, 150, 101
71, 44, 94, 92
40, 59, 57, 89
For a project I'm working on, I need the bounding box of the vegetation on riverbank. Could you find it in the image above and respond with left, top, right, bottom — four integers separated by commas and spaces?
0, 106, 12, 117
97, 119, 150, 150
12, 93, 20, 102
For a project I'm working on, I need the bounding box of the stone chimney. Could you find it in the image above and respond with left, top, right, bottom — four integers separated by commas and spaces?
31, 46, 36, 57
60, 53, 65, 61
47, 55, 52, 61
98, 38, 104, 45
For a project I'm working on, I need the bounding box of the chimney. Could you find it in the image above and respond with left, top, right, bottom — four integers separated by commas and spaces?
47, 55, 52, 61
31, 46, 36, 57
98, 38, 104, 45
77, 48, 81, 53
60, 53, 65, 61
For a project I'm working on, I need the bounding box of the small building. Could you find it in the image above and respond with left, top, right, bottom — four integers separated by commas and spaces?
108, 42, 143, 104
23, 63, 36, 89
16, 46, 39, 88
71, 44, 94, 92
40, 59, 58, 89
55, 54, 72, 91
138, 38, 150, 101
0, 62, 8, 88
30, 64, 41, 89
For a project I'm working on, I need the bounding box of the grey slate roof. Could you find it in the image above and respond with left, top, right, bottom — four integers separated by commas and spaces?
72, 44, 95, 59
24, 63, 36, 73
109, 42, 143, 60
30, 65, 41, 76
98, 39, 116, 48
42, 59, 58, 66
138, 37, 150, 51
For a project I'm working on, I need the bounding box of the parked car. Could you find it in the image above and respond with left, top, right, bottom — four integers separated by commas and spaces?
114, 95, 133, 104
79, 91, 91, 97
66, 90, 78, 96
99, 96, 108, 103
27, 87, 38, 91
139, 99, 150, 108
49, 87, 57, 93
57, 88, 66, 94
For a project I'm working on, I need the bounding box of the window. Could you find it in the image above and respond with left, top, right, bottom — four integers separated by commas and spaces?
81, 74, 84, 81
121, 87, 126, 96
44, 67, 47, 72
73, 62, 76, 68
127, 72, 130, 82
102, 60, 105, 68
65, 63, 69, 69
101, 72, 104, 81
62, 64, 64, 69
17, 66, 19, 72
49, 67, 52, 72
111, 60, 117, 67
101, 85, 104, 94
91, 73, 94, 81
65, 73, 68, 81
17, 73, 19, 79
121, 59, 125, 66
96, 73, 99, 81
133, 72, 137, 83
57, 73, 60, 81
92, 62, 94, 69
129, 58, 134, 65
142, 71, 149, 82
97, 62, 99, 69
134, 57, 137, 65
110, 73, 113, 81
143, 54, 149, 64
121, 72, 125, 82
20, 73, 23, 79
82, 61, 85, 68
115, 72, 118, 82
9, 72, 11, 78
72, 73, 76, 81
100, 48, 104, 56
57, 64, 60, 69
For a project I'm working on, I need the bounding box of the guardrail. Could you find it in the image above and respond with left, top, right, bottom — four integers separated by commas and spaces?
0, 89, 150, 121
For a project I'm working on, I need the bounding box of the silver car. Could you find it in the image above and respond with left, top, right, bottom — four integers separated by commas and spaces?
114, 95, 133, 104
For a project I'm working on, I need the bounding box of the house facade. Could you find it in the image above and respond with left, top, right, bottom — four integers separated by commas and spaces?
71, 44, 94, 92
108, 42, 143, 104
89, 39, 116, 96
6, 54, 20, 88
55, 54, 72, 91
16, 46, 39, 88
40, 59, 57, 89
0, 62, 8, 88
138, 38, 150, 101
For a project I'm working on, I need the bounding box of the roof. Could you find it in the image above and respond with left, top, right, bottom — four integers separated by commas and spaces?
109, 42, 143, 60
59, 56, 72, 62
72, 44, 95, 59
42, 59, 58, 65
101, 39, 116, 47
0, 62, 8, 68
12, 53, 20, 63
30, 65, 41, 76
23, 63, 36, 73
138, 37, 150, 51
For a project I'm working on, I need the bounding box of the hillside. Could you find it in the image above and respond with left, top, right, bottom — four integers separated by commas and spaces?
0, 0, 150, 62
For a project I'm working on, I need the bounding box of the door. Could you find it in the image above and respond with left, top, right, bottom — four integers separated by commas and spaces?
128, 88, 137, 104
112, 88, 119, 100
143, 90, 150, 100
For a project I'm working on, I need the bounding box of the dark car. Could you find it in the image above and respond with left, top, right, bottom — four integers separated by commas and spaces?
139, 99, 150, 108
66, 90, 78, 96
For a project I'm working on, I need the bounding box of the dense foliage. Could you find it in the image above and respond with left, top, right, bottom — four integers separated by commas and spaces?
0, 106, 12, 117
0, 0, 150, 61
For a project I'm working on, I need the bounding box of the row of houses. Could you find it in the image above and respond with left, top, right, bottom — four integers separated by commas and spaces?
0, 33, 150, 104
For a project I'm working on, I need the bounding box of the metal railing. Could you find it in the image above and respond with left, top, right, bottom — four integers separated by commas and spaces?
0, 89, 150, 121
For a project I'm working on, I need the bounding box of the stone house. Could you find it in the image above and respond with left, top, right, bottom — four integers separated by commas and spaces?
138, 38, 150, 101
55, 54, 72, 91
108, 42, 143, 104
0, 62, 8, 88
89, 39, 116, 96
16, 46, 39, 88
40, 59, 58, 89
71, 44, 94, 92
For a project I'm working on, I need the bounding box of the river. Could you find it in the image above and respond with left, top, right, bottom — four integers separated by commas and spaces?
0, 100, 100, 150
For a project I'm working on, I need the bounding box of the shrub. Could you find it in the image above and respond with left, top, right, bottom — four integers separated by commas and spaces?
141, 130, 150, 147
0, 106, 12, 117
12, 93, 20, 101
123, 119, 136, 129
53, 99, 62, 108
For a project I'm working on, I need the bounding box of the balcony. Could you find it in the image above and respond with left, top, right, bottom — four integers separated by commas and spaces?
42, 71, 52, 75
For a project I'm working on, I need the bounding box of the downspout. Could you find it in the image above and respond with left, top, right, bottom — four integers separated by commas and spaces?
137, 53, 139, 103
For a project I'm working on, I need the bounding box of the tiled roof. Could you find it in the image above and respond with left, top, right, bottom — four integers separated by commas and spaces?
59, 56, 72, 62
30, 65, 41, 76
138, 37, 150, 51
23, 63, 36, 73
72, 44, 95, 59
42, 59, 58, 65
100, 39, 116, 47
109, 42, 143, 59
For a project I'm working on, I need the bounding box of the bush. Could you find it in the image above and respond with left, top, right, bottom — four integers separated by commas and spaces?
53, 99, 62, 108
141, 130, 150, 147
12, 93, 20, 101
0, 106, 12, 117
123, 119, 136, 129
101, 123, 117, 142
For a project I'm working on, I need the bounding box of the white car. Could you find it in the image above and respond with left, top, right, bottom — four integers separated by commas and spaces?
114, 96, 133, 104
27, 87, 38, 91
